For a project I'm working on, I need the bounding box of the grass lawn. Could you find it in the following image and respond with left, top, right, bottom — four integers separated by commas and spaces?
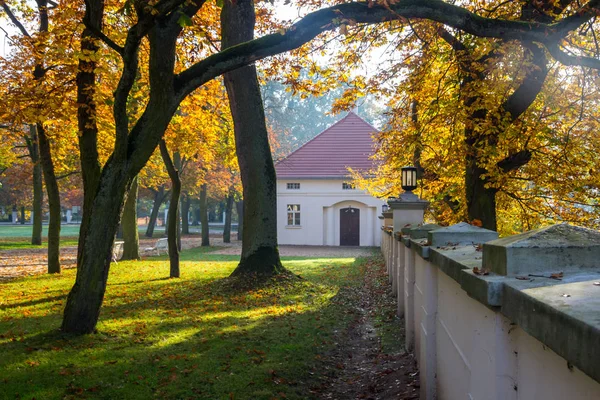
0, 224, 82, 238
0, 225, 171, 250
0, 247, 377, 399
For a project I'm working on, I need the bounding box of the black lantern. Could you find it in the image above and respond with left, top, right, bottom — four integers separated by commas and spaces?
382, 204, 389, 213
401, 166, 418, 192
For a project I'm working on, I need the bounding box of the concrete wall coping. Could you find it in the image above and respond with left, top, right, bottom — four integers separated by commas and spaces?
409, 238, 431, 259
405, 223, 441, 239
483, 223, 600, 276
405, 232, 600, 384
428, 222, 498, 246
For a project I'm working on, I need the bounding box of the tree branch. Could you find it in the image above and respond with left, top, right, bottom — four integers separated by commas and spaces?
497, 149, 533, 173
1, 2, 31, 37
174, 0, 600, 98
82, 17, 124, 55
546, 42, 600, 69
56, 170, 80, 180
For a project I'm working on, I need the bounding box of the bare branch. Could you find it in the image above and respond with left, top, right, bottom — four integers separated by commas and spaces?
56, 170, 80, 180
1, 2, 31, 37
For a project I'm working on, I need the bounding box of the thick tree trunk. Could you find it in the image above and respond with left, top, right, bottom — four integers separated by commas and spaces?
235, 199, 243, 241
37, 123, 61, 274
451, 5, 552, 231
222, 0, 285, 276
29, 125, 43, 245
223, 192, 233, 243
121, 175, 140, 260
146, 186, 167, 238
160, 141, 180, 278
20, 206, 25, 225
199, 183, 209, 247
76, 1, 103, 268
181, 194, 190, 235
465, 157, 497, 231
62, 161, 131, 333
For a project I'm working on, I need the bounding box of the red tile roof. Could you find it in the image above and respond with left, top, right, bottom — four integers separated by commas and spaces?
275, 112, 379, 178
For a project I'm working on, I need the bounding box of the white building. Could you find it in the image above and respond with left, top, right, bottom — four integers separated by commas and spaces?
275, 112, 385, 247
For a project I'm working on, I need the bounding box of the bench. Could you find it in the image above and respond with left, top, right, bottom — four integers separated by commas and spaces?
112, 241, 124, 263
144, 237, 169, 256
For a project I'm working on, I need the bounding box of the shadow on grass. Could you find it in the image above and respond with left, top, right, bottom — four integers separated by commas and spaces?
0, 294, 68, 311
0, 256, 368, 399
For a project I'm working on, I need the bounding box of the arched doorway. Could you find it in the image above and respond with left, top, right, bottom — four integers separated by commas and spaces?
340, 207, 360, 246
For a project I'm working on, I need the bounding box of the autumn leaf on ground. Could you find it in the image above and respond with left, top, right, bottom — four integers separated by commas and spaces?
550, 272, 564, 280
472, 267, 489, 275
470, 219, 483, 227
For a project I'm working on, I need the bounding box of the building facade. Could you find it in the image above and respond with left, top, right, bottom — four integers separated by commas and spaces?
275, 112, 385, 247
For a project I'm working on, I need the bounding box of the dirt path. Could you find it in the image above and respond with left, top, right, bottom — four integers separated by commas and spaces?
311, 256, 420, 400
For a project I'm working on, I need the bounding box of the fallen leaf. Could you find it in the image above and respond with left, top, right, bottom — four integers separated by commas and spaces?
472, 267, 489, 275
470, 219, 482, 227
562, 293, 571, 298
550, 272, 564, 279
515, 276, 530, 280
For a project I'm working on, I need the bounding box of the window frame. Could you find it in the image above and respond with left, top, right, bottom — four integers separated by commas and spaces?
286, 204, 301, 226
342, 182, 356, 190
286, 182, 300, 190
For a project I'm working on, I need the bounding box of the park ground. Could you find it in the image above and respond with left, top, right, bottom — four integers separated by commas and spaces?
0, 228, 418, 399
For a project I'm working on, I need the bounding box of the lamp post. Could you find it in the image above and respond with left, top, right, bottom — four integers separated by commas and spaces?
401, 166, 418, 193
385, 165, 428, 232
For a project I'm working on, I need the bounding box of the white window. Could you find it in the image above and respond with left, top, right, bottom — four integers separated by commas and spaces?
287, 204, 301, 226
342, 182, 356, 190
287, 183, 300, 190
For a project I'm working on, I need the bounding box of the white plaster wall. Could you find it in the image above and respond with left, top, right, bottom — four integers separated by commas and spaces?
515, 328, 600, 400
276, 179, 385, 246
404, 244, 416, 351
414, 254, 425, 367
399, 246, 600, 400
436, 272, 518, 400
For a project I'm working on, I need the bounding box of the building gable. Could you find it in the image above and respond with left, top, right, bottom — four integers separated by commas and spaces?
275, 112, 378, 179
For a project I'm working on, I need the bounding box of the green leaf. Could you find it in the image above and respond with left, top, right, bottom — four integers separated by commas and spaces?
216, 0, 224, 8
177, 14, 193, 28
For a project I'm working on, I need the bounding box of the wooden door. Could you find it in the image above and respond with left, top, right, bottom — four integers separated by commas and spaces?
340, 207, 360, 246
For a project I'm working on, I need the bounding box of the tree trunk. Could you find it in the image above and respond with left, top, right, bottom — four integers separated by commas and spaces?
223, 192, 233, 243
199, 183, 209, 246
222, 0, 285, 276
181, 194, 190, 235
146, 185, 167, 238
37, 123, 61, 274
61, 161, 131, 333
465, 156, 497, 231
121, 175, 140, 260
236, 199, 243, 241
29, 125, 43, 245
160, 141, 181, 278
174, 153, 182, 252
193, 206, 200, 226
76, 0, 103, 268
20, 206, 25, 225
116, 223, 123, 239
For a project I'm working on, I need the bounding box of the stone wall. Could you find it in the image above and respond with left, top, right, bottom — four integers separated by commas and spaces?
381, 222, 600, 400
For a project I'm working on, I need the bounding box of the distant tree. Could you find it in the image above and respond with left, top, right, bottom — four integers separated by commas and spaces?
261, 74, 384, 155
